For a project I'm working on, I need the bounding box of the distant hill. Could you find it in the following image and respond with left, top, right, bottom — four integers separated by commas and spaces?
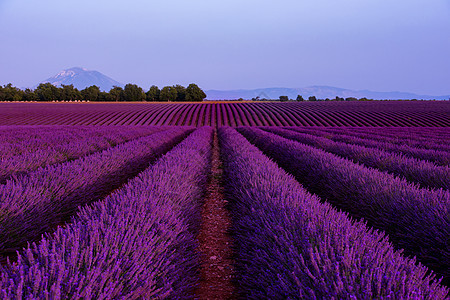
38, 67, 123, 91
206, 86, 450, 100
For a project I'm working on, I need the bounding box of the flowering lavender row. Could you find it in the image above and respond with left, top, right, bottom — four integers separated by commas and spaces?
287, 127, 450, 166
293, 126, 450, 154
0, 127, 192, 256
320, 127, 450, 149
0, 126, 165, 184
238, 127, 450, 284
0, 126, 96, 159
0, 126, 157, 159
219, 127, 448, 298
0, 127, 213, 299
299, 127, 450, 152
346, 127, 450, 140
262, 127, 450, 191
321, 126, 450, 140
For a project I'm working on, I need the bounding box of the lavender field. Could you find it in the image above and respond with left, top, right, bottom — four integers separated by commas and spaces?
0, 102, 449, 299
0, 101, 449, 127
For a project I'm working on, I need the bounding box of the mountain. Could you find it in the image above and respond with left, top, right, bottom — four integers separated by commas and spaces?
39, 67, 123, 91
205, 86, 450, 100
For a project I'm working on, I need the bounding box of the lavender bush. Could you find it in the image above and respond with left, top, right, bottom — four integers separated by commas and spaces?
0, 126, 213, 299
238, 127, 450, 284
335, 127, 450, 143
219, 127, 448, 298
0, 126, 164, 183
299, 127, 450, 151
262, 127, 450, 190
0, 126, 156, 159
0, 127, 192, 256
287, 127, 450, 166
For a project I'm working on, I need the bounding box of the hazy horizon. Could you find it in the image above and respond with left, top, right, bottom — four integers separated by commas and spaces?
1, 0, 449, 95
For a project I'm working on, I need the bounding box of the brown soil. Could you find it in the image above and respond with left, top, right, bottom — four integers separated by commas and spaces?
195, 130, 235, 299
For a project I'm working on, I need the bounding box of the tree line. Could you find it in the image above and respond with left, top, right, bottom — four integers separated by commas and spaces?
278, 95, 375, 102
0, 83, 207, 102
248, 95, 377, 102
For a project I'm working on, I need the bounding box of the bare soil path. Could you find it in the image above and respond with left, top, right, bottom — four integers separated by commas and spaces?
195, 130, 235, 299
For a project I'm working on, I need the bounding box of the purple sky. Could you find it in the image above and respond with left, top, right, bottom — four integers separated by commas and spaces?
0, 0, 449, 95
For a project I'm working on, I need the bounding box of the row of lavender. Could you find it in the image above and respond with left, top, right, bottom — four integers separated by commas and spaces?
0, 126, 164, 184
320, 127, 450, 140
296, 127, 450, 159
0, 127, 192, 256
237, 127, 450, 286
303, 127, 450, 151
260, 127, 450, 190
220, 127, 448, 298
1, 127, 213, 298
291, 127, 450, 165
0, 126, 156, 159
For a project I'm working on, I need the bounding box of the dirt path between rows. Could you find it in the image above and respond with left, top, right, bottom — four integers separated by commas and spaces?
195, 130, 235, 299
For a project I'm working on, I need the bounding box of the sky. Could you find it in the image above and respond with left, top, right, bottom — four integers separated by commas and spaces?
0, 0, 449, 95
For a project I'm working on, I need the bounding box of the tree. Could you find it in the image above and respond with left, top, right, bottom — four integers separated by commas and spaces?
81, 85, 100, 101
160, 86, 177, 102
296, 95, 304, 101
23, 88, 38, 102
60, 84, 81, 101
345, 97, 357, 101
146, 85, 160, 102
109, 86, 124, 102
308, 96, 317, 101
173, 84, 186, 102
279, 95, 289, 102
98, 91, 115, 102
185, 83, 206, 102
0, 83, 24, 101
123, 83, 146, 102
35, 83, 60, 101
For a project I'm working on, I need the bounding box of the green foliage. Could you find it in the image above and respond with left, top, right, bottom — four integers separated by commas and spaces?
185, 83, 206, 102
308, 96, 317, 101
279, 95, 289, 102
35, 83, 60, 102
81, 85, 100, 102
23, 88, 38, 102
98, 91, 115, 102
296, 95, 304, 101
60, 84, 81, 101
146, 85, 160, 102
0, 82, 206, 102
173, 85, 186, 102
109, 86, 124, 102
123, 84, 146, 102
160, 86, 178, 102
0, 84, 24, 101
